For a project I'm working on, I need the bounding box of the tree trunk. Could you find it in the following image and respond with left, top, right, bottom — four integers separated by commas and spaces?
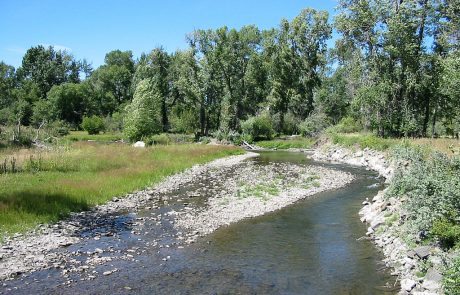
422, 95, 430, 137
200, 102, 206, 136
431, 106, 437, 138
162, 99, 168, 132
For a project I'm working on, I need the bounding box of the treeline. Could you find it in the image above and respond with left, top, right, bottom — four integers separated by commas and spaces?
1, 1, 459, 144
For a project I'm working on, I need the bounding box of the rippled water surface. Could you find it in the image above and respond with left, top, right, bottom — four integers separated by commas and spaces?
2, 151, 397, 294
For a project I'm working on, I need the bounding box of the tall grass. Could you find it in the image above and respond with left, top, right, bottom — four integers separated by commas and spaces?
63, 131, 123, 142
256, 138, 315, 149
0, 143, 243, 237
328, 132, 459, 154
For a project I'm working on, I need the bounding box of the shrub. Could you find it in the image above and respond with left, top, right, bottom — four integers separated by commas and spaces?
199, 136, 211, 144
123, 79, 162, 142
283, 112, 301, 135
328, 132, 397, 151
150, 134, 170, 145
299, 112, 330, 137
81, 116, 105, 135
331, 117, 363, 133
272, 112, 300, 135
170, 108, 199, 134
103, 112, 123, 133
445, 257, 460, 295
431, 217, 460, 249
386, 146, 460, 241
241, 115, 274, 140
50, 120, 70, 137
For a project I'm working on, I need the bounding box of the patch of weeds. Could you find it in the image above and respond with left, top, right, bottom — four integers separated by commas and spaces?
444, 256, 460, 294
385, 213, 399, 225
375, 225, 387, 235
312, 181, 321, 187
237, 181, 280, 201
305, 174, 320, 182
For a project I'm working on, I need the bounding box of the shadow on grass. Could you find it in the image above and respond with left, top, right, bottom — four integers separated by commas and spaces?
2, 191, 90, 222
1, 191, 137, 239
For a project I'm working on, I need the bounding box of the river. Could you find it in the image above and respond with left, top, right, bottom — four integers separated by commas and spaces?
1, 151, 397, 294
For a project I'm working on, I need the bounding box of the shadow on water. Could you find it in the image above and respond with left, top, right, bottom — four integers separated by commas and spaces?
1, 151, 397, 295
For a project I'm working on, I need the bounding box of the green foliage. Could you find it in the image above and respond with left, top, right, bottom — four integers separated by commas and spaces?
256, 138, 315, 149
170, 108, 199, 134
49, 120, 70, 137
103, 112, 123, 133
123, 79, 163, 141
314, 67, 351, 124
241, 114, 274, 140
47, 82, 91, 127
329, 133, 398, 151
445, 256, 460, 295
328, 117, 363, 134
20, 45, 82, 98
272, 112, 301, 135
81, 116, 105, 135
89, 50, 135, 105
386, 146, 460, 240
299, 112, 330, 137
63, 131, 122, 142
145, 134, 170, 145
431, 217, 460, 249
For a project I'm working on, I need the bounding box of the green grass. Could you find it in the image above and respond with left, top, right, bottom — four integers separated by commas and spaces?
327, 132, 459, 154
0, 143, 243, 238
256, 138, 315, 149
63, 131, 124, 142
328, 132, 398, 151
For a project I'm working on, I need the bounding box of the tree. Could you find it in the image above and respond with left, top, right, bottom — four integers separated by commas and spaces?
19, 45, 82, 98
89, 50, 135, 113
133, 48, 171, 131
288, 8, 331, 118
123, 79, 163, 141
0, 62, 17, 109
267, 9, 331, 132
314, 67, 351, 124
47, 82, 91, 126
439, 50, 460, 137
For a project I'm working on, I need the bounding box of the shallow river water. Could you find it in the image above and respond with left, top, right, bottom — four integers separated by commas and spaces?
2, 151, 397, 294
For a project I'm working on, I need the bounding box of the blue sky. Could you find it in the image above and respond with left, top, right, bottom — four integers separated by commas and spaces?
1, 0, 339, 69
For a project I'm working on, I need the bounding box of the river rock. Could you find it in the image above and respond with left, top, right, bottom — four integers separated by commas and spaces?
421, 268, 442, 291
414, 246, 431, 259
400, 278, 416, 291
370, 213, 385, 229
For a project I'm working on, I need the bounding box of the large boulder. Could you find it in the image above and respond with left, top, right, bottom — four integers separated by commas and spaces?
133, 141, 146, 148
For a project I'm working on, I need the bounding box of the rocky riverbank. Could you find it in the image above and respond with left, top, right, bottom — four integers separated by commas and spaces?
312, 143, 445, 295
0, 150, 356, 287
0, 152, 259, 282
175, 161, 354, 241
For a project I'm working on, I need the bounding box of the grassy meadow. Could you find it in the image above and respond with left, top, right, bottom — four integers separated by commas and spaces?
0, 142, 242, 237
